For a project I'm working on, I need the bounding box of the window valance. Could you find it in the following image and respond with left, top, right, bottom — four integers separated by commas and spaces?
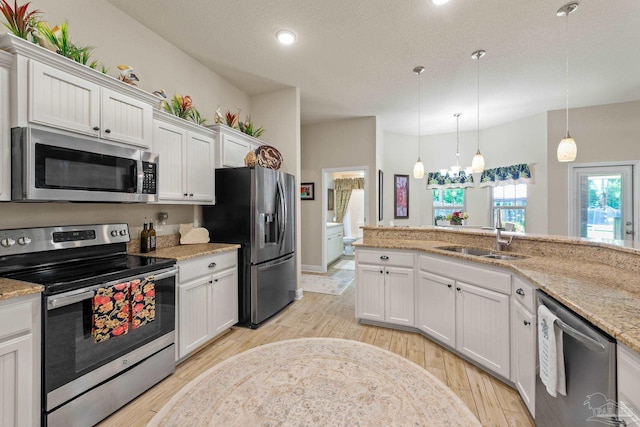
335, 178, 364, 191
479, 164, 532, 187
426, 172, 474, 190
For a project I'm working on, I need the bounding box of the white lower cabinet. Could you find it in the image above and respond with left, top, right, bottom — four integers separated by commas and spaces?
0, 293, 40, 427
510, 276, 536, 418
176, 251, 238, 360
355, 249, 415, 327
618, 343, 640, 420
327, 224, 344, 264
416, 254, 511, 379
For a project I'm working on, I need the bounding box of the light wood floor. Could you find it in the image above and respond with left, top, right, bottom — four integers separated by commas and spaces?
99, 264, 534, 427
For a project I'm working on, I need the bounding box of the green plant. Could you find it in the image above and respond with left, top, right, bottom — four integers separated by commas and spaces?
162, 93, 193, 119
0, 0, 40, 39
238, 115, 265, 138
189, 108, 207, 125
35, 21, 95, 65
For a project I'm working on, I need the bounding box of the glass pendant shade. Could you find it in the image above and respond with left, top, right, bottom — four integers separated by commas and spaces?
471, 150, 485, 173
557, 134, 577, 162
413, 158, 425, 178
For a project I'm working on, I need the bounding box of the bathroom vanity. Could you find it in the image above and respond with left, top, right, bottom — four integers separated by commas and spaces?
326, 223, 344, 264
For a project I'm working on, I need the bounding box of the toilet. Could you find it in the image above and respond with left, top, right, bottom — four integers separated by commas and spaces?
343, 236, 358, 255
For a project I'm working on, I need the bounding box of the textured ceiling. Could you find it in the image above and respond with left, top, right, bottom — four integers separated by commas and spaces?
107, 0, 640, 135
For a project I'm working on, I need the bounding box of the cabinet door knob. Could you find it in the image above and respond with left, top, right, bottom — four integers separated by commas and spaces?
386, 271, 389, 275
183, 193, 188, 197
104, 128, 111, 134
516, 288, 525, 296
380, 255, 389, 260
523, 320, 531, 326
209, 280, 213, 284
214, 279, 219, 283
379, 270, 383, 274
208, 262, 217, 268
447, 284, 452, 288
456, 287, 461, 291
189, 193, 194, 197
93, 126, 100, 131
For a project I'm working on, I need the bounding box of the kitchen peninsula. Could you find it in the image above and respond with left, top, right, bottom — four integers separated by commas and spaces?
354, 225, 640, 420
355, 225, 640, 351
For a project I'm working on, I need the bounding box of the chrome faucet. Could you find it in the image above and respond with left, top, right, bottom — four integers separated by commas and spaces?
494, 207, 513, 251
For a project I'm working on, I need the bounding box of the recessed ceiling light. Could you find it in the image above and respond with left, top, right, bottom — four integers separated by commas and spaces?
430, 0, 450, 4
276, 30, 297, 45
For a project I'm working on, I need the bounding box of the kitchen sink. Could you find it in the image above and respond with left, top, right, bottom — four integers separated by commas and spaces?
435, 246, 528, 261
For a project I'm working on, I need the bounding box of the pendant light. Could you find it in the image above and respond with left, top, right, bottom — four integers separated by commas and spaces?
413, 66, 426, 179
471, 50, 486, 173
556, 2, 579, 162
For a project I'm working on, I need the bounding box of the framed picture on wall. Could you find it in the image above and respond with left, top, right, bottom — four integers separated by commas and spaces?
327, 188, 334, 210
301, 182, 315, 200
394, 174, 409, 219
378, 170, 383, 221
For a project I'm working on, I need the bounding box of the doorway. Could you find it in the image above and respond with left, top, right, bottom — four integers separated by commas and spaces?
569, 163, 637, 242
322, 166, 369, 271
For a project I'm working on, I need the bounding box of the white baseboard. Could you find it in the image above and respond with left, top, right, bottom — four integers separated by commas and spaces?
294, 288, 304, 300
301, 264, 323, 273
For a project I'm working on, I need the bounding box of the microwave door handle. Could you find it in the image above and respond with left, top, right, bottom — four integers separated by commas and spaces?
136, 159, 144, 194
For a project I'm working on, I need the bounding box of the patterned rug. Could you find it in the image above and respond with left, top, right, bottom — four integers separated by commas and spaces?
300, 271, 353, 295
148, 338, 481, 426
333, 259, 355, 270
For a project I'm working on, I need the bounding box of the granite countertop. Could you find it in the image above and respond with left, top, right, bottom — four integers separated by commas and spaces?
355, 238, 640, 353
0, 278, 43, 301
132, 243, 240, 262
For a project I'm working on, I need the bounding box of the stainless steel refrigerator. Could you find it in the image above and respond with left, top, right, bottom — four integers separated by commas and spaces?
202, 166, 296, 328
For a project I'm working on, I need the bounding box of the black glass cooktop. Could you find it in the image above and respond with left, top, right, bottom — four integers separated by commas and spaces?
5, 254, 175, 295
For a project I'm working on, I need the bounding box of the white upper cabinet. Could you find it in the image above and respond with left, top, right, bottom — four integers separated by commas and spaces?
152, 111, 215, 204
0, 34, 157, 150
29, 60, 100, 136
100, 87, 152, 148
208, 124, 264, 169
0, 51, 12, 201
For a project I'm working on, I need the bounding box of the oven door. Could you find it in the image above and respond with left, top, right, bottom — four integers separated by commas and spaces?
11, 127, 158, 202
43, 267, 176, 412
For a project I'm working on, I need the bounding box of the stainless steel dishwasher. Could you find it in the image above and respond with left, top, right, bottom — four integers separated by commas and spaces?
536, 290, 622, 427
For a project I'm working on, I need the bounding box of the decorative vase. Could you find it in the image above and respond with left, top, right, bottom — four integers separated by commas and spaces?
450, 220, 461, 226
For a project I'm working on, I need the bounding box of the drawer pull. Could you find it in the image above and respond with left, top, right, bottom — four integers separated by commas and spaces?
92, 126, 100, 131
380, 255, 389, 260
104, 128, 111, 134
208, 262, 217, 269
447, 284, 452, 288
516, 288, 525, 296
523, 320, 531, 326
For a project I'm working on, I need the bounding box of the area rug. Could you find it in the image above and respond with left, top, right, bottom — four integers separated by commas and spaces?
148, 338, 481, 426
333, 259, 355, 270
300, 272, 353, 295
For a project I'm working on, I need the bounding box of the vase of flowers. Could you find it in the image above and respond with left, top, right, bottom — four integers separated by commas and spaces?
446, 211, 469, 226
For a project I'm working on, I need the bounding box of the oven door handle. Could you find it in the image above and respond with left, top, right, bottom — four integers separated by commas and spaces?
48, 290, 96, 310
151, 267, 178, 281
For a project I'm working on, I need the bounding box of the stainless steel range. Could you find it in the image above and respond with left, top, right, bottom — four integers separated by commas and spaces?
0, 224, 177, 427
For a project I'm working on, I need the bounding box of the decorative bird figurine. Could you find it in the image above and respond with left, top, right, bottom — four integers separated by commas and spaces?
117, 65, 139, 85
152, 89, 167, 110
214, 105, 224, 124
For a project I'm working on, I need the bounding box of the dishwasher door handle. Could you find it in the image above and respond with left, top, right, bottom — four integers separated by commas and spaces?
538, 299, 606, 353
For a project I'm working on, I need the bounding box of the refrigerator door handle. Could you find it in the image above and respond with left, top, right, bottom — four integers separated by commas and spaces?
257, 253, 295, 270
277, 176, 286, 252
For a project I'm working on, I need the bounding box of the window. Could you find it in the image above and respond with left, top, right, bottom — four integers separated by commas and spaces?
492, 184, 527, 232
433, 189, 465, 223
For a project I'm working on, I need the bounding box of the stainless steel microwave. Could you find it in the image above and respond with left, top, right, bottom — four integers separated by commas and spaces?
11, 127, 158, 202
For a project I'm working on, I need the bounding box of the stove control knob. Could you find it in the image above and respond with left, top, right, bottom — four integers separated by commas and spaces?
1, 237, 16, 247
110, 230, 118, 237
119, 230, 127, 236
17, 237, 31, 246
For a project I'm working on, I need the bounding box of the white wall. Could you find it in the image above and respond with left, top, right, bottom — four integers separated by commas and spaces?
547, 100, 640, 236
1, 0, 251, 233
382, 113, 548, 233
301, 117, 377, 270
